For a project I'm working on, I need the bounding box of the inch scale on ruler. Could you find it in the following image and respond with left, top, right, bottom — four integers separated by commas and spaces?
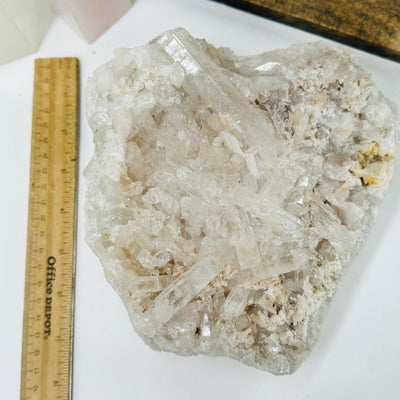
20, 58, 79, 400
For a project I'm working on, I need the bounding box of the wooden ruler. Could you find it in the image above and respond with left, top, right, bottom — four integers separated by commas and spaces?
20, 58, 79, 400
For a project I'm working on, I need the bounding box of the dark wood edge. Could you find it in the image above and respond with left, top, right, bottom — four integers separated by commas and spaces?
212, 0, 400, 63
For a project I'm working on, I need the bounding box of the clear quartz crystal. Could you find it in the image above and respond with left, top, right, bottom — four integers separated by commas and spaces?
85, 28, 398, 374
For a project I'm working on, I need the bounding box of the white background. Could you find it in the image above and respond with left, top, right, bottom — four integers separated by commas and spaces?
1, 0, 400, 399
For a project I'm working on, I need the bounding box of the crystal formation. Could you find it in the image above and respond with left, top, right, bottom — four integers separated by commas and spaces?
85, 28, 398, 374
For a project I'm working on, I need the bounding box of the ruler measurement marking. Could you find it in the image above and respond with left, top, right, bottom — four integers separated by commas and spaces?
20, 58, 78, 400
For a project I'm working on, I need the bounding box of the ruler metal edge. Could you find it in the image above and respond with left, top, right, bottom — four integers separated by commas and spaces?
20, 57, 79, 400
70, 57, 80, 400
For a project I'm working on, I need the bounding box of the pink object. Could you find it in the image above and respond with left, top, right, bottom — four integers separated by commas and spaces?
50, 0, 132, 42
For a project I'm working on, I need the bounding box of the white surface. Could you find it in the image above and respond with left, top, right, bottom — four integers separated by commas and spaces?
1, 0, 399, 399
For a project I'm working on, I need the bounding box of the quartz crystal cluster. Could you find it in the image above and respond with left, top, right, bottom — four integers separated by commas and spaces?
85, 28, 398, 374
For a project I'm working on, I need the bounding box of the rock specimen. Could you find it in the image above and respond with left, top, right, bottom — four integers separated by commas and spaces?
85, 28, 398, 374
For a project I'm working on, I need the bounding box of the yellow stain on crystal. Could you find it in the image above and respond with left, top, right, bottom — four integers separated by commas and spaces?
350, 141, 394, 188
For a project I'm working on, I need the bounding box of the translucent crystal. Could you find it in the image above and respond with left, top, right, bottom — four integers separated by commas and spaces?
0, 0, 53, 65
85, 28, 398, 374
